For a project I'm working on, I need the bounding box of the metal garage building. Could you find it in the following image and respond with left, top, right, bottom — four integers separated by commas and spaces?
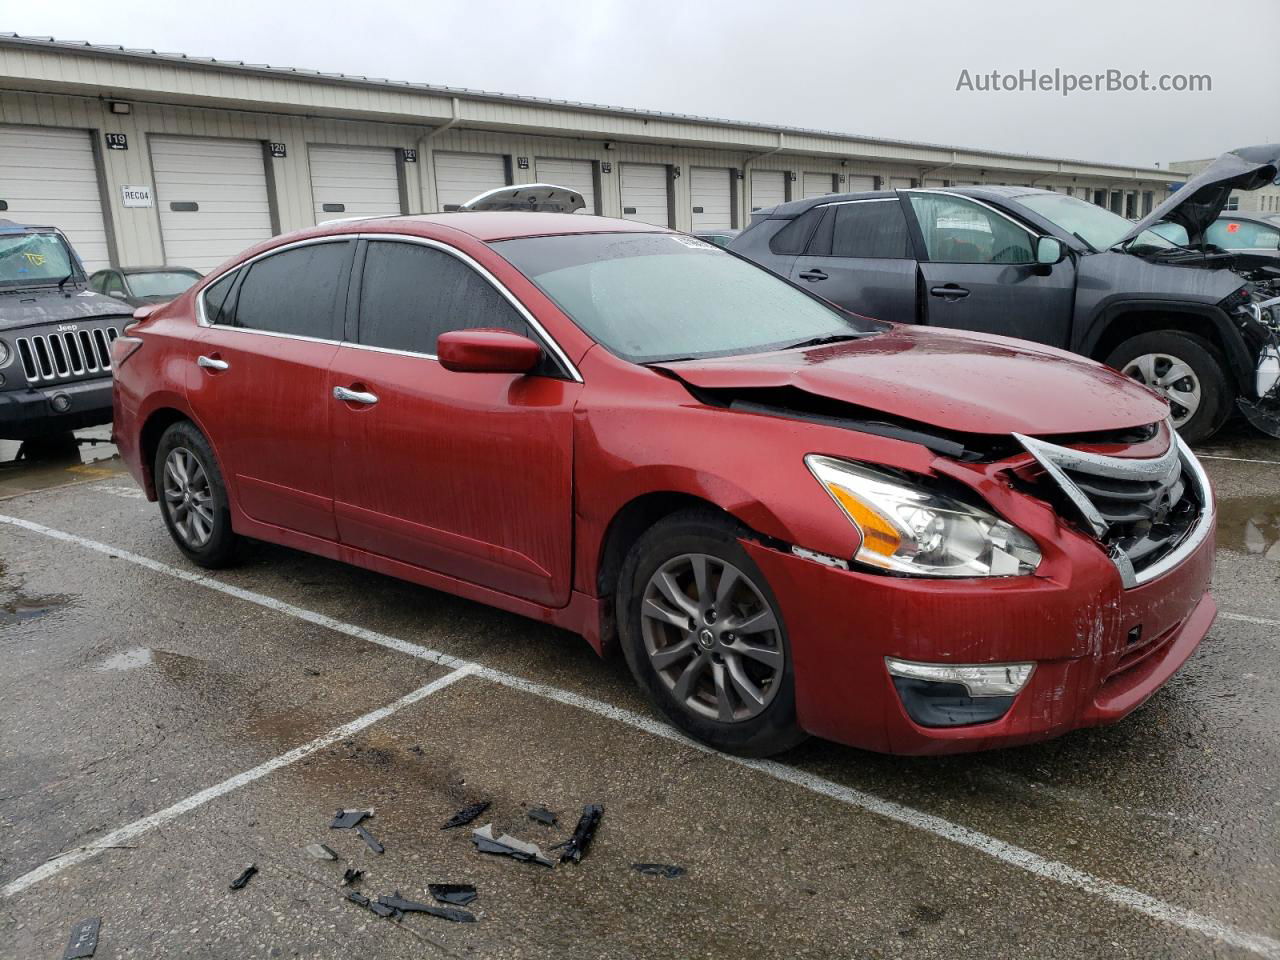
0, 33, 1184, 271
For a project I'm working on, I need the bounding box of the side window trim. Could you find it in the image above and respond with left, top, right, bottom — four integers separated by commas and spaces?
196, 236, 354, 342
349, 233, 582, 383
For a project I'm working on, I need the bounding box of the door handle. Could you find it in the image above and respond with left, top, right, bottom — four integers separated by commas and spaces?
929, 284, 970, 300
798, 269, 828, 282
197, 355, 229, 371
333, 385, 378, 405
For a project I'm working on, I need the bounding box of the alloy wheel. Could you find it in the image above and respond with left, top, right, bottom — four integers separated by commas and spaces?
1122, 352, 1202, 428
162, 446, 215, 548
640, 553, 784, 723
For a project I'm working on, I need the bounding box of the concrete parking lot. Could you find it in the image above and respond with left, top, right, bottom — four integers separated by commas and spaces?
0, 424, 1277, 959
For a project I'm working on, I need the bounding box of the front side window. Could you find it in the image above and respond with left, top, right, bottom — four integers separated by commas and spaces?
223, 242, 351, 337
492, 232, 876, 364
809, 200, 912, 258
0, 231, 77, 287
1206, 219, 1280, 251
356, 240, 530, 354
908, 194, 1035, 264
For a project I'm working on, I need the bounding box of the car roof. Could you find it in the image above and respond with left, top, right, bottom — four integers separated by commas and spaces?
112, 265, 202, 274
314, 212, 671, 242
759, 185, 1058, 219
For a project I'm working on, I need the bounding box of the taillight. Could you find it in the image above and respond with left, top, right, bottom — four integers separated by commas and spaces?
110, 334, 144, 369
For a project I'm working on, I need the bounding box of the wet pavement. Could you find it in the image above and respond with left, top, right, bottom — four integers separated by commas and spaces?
0, 425, 1277, 959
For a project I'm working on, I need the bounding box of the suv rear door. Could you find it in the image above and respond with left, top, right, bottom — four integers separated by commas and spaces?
904, 191, 1076, 346
787, 198, 917, 323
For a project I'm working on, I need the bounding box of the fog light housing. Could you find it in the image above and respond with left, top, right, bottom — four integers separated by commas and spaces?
886, 658, 1034, 728
50, 392, 71, 412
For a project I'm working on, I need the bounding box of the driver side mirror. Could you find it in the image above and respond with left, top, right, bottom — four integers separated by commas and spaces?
107, 289, 127, 300
1035, 236, 1066, 266
437, 328, 543, 374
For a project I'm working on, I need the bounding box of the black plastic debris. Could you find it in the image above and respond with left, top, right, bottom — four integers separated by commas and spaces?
341, 868, 364, 887
557, 804, 604, 864
304, 842, 338, 861
441, 801, 490, 829
62, 917, 100, 959
369, 900, 399, 918
471, 823, 554, 867
379, 892, 476, 923
428, 883, 477, 906
229, 864, 258, 890
329, 808, 373, 830
632, 863, 685, 878
527, 806, 558, 826
355, 824, 384, 854
345, 891, 371, 909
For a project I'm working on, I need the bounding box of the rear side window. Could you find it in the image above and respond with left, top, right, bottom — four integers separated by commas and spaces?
768, 207, 824, 255
222, 241, 351, 337
356, 240, 530, 354
827, 201, 912, 258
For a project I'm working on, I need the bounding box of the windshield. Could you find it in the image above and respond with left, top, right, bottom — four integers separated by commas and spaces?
492, 233, 873, 363
127, 270, 201, 298
1206, 218, 1280, 251
1016, 192, 1177, 252
0, 231, 77, 287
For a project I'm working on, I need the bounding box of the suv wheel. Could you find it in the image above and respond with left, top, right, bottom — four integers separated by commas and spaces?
616, 508, 805, 757
155, 420, 241, 568
1106, 331, 1232, 443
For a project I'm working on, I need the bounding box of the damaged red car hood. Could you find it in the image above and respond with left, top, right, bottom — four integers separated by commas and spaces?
654, 325, 1169, 436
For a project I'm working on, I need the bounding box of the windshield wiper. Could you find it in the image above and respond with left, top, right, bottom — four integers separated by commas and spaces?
1071, 231, 1097, 254
781, 333, 864, 351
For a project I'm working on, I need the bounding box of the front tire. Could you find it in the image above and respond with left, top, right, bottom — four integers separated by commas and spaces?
155, 420, 241, 568
617, 509, 805, 757
1106, 331, 1232, 443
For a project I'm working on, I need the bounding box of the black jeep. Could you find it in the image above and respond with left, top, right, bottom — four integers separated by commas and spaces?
0, 221, 133, 441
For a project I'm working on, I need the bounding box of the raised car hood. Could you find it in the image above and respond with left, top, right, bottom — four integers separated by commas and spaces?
459, 183, 587, 213
1123, 143, 1280, 247
655, 325, 1169, 438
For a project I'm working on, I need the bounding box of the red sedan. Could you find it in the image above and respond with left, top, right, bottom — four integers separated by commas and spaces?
110, 213, 1216, 756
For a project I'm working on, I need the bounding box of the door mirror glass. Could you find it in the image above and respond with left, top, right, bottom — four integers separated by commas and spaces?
107, 289, 127, 299
437, 328, 542, 374
1035, 236, 1066, 265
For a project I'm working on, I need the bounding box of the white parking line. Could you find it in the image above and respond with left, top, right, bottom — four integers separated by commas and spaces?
1197, 454, 1280, 466
0, 664, 475, 899
1220, 611, 1280, 627
2, 513, 1278, 959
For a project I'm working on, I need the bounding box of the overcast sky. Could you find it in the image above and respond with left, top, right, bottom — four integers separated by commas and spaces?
5, 0, 1277, 166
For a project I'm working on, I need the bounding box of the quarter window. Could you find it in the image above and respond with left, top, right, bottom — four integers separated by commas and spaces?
202, 270, 238, 325
221, 241, 351, 337
356, 240, 530, 354
908, 194, 1036, 264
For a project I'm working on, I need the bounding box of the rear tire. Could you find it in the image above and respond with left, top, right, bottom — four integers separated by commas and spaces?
155, 420, 241, 568
1105, 331, 1232, 443
617, 508, 806, 757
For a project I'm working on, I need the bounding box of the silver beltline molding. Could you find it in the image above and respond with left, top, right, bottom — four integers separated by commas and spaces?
1013, 426, 1214, 589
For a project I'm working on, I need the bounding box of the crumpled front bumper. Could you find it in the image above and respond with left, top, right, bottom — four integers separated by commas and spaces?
741, 515, 1216, 756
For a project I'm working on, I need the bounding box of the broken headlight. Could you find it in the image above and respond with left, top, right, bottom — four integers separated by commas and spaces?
805, 455, 1041, 578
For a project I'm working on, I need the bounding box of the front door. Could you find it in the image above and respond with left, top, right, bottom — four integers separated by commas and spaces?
787, 198, 918, 324
328, 237, 578, 608
904, 192, 1075, 347
186, 239, 353, 541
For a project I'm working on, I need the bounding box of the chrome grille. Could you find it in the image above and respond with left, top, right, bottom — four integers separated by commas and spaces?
15, 326, 119, 383
1015, 427, 1213, 588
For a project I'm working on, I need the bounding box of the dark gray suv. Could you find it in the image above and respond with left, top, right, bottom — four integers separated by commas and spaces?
730, 144, 1280, 442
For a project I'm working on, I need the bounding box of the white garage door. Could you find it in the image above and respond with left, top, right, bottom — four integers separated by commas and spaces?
309, 145, 402, 223
846, 175, 876, 192
803, 173, 835, 198
435, 153, 507, 210
690, 167, 733, 230
750, 170, 786, 211
151, 136, 273, 273
889, 177, 914, 190
620, 164, 670, 226
535, 158, 595, 214
0, 125, 111, 271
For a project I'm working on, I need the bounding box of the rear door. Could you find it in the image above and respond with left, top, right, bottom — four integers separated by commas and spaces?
187, 239, 354, 541
787, 199, 918, 323
328, 237, 578, 607
904, 191, 1075, 346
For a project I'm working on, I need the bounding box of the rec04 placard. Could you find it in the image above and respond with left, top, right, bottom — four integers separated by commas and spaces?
120, 185, 154, 208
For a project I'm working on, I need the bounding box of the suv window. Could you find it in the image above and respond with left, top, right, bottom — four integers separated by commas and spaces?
806, 201, 912, 258
1206, 218, 1280, 251
221, 241, 351, 337
908, 193, 1036, 264
202, 270, 238, 324
357, 240, 529, 355
768, 207, 824, 256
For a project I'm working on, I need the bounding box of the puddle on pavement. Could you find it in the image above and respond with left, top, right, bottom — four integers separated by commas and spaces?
95, 646, 155, 672
0, 591, 72, 625
0, 426, 121, 496
1216, 496, 1280, 560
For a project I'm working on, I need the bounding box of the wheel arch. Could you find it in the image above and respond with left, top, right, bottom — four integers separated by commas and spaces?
137, 406, 200, 500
